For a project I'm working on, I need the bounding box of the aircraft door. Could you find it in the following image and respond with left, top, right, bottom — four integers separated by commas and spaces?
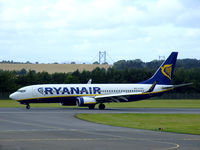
32, 86, 41, 98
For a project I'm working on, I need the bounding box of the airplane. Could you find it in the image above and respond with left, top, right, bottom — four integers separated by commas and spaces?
9, 52, 191, 110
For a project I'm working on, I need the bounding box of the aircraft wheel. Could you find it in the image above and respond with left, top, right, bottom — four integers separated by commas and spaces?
26, 105, 30, 110
88, 105, 95, 109
99, 103, 105, 110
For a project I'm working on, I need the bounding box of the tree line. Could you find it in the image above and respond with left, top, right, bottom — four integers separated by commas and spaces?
0, 67, 200, 94
0, 58, 200, 99
113, 58, 200, 70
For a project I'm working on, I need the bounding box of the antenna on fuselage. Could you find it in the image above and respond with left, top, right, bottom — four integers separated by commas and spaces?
87, 79, 92, 84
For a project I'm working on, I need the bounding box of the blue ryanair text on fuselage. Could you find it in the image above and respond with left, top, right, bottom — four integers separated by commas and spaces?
38, 87, 101, 95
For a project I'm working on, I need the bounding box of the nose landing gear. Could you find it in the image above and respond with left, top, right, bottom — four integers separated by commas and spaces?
26, 104, 30, 110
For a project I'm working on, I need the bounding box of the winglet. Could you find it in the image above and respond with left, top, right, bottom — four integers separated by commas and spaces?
145, 81, 157, 93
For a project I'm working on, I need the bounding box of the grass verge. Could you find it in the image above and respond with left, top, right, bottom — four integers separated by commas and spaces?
0, 100, 76, 108
76, 113, 200, 135
0, 99, 200, 108
107, 100, 200, 108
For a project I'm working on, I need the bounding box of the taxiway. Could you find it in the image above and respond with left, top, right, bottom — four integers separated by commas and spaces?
0, 108, 200, 150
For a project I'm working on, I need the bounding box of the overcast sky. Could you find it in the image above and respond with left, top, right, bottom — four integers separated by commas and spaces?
0, 0, 200, 64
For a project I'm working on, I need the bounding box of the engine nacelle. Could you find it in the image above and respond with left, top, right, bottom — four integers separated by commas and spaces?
76, 97, 96, 106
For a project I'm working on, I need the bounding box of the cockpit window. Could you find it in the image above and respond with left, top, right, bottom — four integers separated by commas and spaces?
17, 90, 26, 93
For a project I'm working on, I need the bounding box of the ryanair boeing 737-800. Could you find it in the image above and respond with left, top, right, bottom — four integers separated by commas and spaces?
9, 52, 190, 110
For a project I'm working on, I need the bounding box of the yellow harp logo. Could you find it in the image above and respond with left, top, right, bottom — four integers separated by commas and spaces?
161, 64, 172, 80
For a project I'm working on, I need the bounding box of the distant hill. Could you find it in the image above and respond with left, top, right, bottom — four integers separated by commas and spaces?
1, 58, 199, 73
0, 64, 112, 73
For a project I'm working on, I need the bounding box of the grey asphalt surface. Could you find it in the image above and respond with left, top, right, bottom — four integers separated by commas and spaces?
0, 107, 200, 150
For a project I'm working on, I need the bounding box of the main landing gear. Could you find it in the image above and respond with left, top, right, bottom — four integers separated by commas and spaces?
88, 105, 95, 109
98, 103, 105, 110
26, 104, 30, 110
88, 103, 106, 110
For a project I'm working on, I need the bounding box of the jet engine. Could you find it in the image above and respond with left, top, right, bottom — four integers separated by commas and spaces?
76, 97, 96, 107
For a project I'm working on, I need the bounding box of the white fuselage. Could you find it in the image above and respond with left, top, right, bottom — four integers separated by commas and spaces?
10, 83, 170, 101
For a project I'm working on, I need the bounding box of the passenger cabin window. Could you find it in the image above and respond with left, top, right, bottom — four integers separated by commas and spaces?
17, 90, 26, 93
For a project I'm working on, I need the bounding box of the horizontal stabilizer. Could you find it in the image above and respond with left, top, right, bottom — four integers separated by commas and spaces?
162, 83, 193, 89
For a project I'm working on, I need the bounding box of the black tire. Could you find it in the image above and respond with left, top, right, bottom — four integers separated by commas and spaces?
99, 103, 105, 110
26, 105, 30, 110
88, 105, 95, 109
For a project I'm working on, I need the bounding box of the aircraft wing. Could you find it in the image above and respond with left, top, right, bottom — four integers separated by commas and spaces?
95, 82, 158, 103
95, 92, 143, 103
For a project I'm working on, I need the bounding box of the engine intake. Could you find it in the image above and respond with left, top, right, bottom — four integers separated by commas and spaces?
76, 97, 96, 106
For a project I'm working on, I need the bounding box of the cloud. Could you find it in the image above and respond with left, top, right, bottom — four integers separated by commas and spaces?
0, 0, 199, 63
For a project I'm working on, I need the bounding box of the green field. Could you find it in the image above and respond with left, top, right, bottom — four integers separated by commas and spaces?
107, 99, 200, 108
0, 100, 76, 108
1, 99, 200, 108
77, 113, 200, 135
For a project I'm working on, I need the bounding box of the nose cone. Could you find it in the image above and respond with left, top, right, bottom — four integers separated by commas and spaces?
9, 93, 17, 100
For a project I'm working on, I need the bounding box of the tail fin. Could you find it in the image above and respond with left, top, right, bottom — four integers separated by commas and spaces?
141, 52, 178, 85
